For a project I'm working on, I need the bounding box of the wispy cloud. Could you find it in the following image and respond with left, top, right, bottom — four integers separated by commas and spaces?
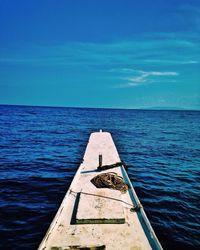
0, 32, 199, 67
116, 70, 179, 88
0, 32, 199, 89
143, 59, 199, 65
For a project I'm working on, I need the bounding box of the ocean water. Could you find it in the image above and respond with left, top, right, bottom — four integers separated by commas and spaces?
0, 105, 199, 250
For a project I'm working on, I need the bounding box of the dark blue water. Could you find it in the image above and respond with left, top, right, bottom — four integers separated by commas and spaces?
0, 105, 199, 250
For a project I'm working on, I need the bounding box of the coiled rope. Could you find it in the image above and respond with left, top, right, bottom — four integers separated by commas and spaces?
91, 172, 129, 194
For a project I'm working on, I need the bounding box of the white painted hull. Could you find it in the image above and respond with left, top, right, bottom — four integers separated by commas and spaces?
38, 131, 163, 250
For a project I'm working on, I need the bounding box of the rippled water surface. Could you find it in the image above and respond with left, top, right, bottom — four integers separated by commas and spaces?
0, 105, 200, 250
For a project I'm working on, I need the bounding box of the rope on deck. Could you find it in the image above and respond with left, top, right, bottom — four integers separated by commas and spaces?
69, 189, 142, 212
91, 172, 129, 194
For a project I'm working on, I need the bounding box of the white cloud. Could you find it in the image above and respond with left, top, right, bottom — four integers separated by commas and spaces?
181, 60, 199, 64
143, 59, 199, 65
1, 32, 199, 68
124, 70, 179, 87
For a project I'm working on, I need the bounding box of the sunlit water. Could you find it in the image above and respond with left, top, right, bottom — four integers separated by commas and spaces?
0, 105, 199, 250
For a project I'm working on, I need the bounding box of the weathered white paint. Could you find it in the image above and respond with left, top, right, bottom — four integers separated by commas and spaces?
38, 131, 163, 250
76, 192, 125, 223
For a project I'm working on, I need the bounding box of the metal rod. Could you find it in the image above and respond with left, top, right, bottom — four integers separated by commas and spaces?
99, 154, 102, 168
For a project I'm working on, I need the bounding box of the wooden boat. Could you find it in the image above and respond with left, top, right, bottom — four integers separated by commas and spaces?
38, 131, 163, 250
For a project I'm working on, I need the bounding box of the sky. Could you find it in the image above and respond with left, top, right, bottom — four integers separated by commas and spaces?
0, 0, 200, 109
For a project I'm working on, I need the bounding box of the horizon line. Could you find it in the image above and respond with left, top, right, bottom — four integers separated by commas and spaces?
0, 103, 200, 112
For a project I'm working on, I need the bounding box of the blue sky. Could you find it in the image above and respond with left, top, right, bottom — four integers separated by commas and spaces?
0, 0, 200, 109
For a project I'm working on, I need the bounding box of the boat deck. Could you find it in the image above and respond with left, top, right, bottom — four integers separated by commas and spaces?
38, 131, 162, 250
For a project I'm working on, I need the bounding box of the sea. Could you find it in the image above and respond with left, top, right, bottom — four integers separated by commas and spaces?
0, 105, 199, 250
